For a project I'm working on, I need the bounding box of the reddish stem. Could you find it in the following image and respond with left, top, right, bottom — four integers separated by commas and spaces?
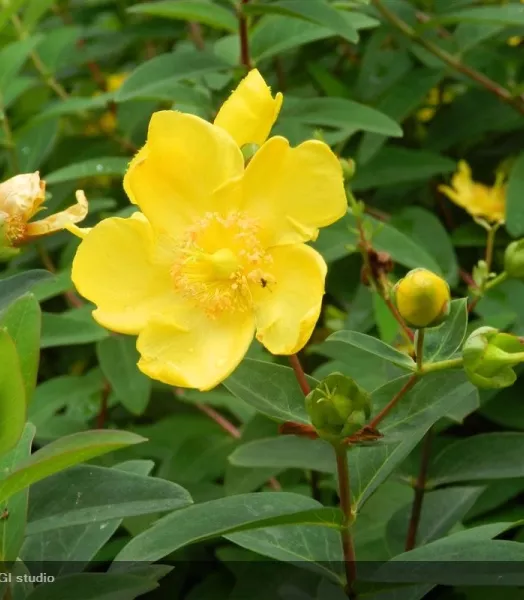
238, 0, 252, 69
367, 375, 418, 430
289, 354, 311, 395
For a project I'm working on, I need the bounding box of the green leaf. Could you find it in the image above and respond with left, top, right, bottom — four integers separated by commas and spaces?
430, 433, 524, 486
0, 330, 26, 457
0, 294, 40, 404
352, 147, 455, 190
324, 330, 416, 371
0, 0, 29, 33
27, 462, 192, 535
31, 93, 114, 122
423, 299, 468, 363
280, 97, 402, 138
0, 271, 53, 313
0, 430, 146, 505
0, 36, 43, 93
97, 336, 151, 416
116, 492, 338, 562
44, 157, 129, 185
224, 359, 315, 424
129, 1, 237, 31
251, 13, 378, 62
24, 573, 159, 600
506, 152, 524, 237
391, 206, 458, 284
432, 5, 524, 26
0, 424, 35, 563
16, 118, 59, 171
370, 525, 522, 586
385, 486, 484, 557
116, 48, 230, 102
230, 437, 336, 474
41, 311, 109, 348
244, 0, 359, 43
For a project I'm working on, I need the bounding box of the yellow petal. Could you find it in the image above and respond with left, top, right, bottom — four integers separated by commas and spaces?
123, 111, 244, 235
26, 190, 88, 237
71, 214, 181, 334
0, 172, 45, 221
252, 243, 326, 355
137, 310, 255, 391
214, 69, 283, 148
241, 136, 347, 246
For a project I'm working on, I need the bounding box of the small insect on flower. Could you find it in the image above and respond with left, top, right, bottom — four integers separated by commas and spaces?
69, 69, 348, 391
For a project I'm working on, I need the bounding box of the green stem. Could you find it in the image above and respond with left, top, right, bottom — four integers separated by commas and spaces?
485, 271, 508, 292
485, 227, 496, 275
422, 357, 463, 373
334, 444, 358, 599
416, 329, 425, 371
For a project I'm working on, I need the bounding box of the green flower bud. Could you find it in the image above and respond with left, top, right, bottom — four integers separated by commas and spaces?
305, 373, 371, 443
394, 268, 451, 329
463, 326, 524, 389
504, 239, 524, 279
340, 158, 356, 181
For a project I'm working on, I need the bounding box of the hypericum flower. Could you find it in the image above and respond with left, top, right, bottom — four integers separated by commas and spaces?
438, 161, 506, 223
0, 172, 87, 252
394, 268, 450, 329
70, 69, 347, 391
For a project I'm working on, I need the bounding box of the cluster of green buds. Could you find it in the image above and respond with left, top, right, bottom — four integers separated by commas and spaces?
463, 327, 524, 389
394, 268, 451, 329
305, 373, 371, 443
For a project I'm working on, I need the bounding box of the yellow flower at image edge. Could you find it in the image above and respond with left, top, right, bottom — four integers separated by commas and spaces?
438, 161, 506, 223
70, 69, 347, 391
0, 172, 87, 251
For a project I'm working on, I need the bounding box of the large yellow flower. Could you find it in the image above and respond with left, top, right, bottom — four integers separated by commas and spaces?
71, 69, 347, 391
438, 161, 506, 223
0, 172, 87, 248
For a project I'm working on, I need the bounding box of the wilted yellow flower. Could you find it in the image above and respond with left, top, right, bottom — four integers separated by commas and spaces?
438, 161, 506, 223
0, 172, 87, 249
395, 268, 450, 329
70, 69, 347, 391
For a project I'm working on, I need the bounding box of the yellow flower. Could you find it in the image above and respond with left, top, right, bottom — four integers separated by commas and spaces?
70, 69, 347, 391
0, 172, 88, 247
508, 36, 522, 47
395, 268, 450, 329
438, 161, 506, 223
106, 72, 128, 93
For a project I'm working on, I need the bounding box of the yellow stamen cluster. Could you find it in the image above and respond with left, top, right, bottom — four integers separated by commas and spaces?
2, 213, 26, 244
171, 211, 273, 317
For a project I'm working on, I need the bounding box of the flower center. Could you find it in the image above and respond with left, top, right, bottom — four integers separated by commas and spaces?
171, 211, 273, 317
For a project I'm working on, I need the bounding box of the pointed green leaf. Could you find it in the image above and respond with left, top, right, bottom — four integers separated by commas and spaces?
0, 330, 26, 457
128, 1, 237, 31
116, 493, 338, 562
506, 152, 524, 237
44, 157, 129, 185
423, 298, 468, 363
324, 331, 416, 371
0, 424, 35, 563
224, 359, 315, 424
0, 294, 41, 403
0, 430, 146, 505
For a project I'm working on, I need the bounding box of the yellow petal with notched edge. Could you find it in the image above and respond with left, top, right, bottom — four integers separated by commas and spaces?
214, 69, 283, 148
71, 215, 182, 335
123, 111, 244, 235
26, 190, 88, 237
137, 310, 255, 391
251, 243, 326, 355
242, 136, 347, 247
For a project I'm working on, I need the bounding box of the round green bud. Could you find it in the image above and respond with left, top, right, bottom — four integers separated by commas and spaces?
340, 158, 356, 181
504, 239, 524, 279
305, 373, 371, 443
394, 268, 451, 329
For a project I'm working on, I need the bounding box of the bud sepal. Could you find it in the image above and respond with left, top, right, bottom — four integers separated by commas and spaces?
463, 326, 524, 389
504, 239, 524, 279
